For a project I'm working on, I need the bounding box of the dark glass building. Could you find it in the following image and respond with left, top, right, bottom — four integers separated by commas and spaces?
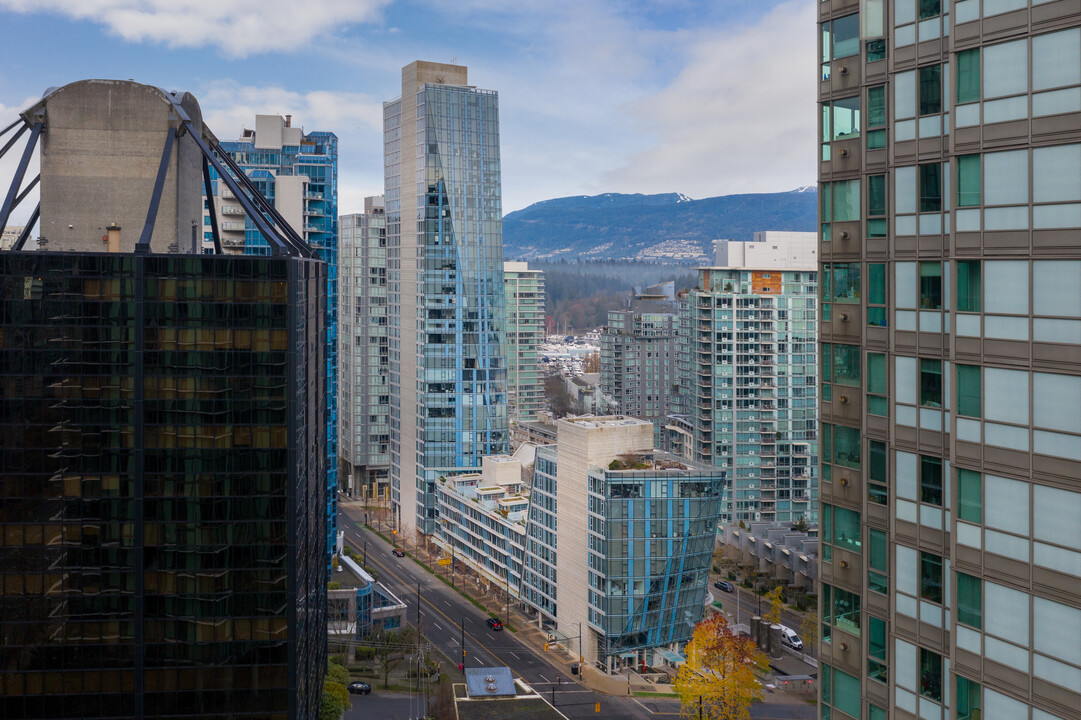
0, 251, 327, 718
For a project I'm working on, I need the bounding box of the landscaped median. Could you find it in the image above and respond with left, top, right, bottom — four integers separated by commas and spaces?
364, 523, 517, 632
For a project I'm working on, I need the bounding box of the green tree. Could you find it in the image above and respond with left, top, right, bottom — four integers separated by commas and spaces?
674, 615, 767, 720
326, 660, 350, 686
319, 680, 350, 720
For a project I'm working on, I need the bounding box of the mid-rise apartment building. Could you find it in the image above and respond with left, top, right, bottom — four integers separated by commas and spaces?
817, 4, 1081, 720
433, 447, 536, 595
385, 61, 509, 537
339, 197, 390, 500
600, 282, 682, 447
205, 113, 340, 567
519, 416, 723, 673
682, 233, 819, 525
504, 261, 546, 423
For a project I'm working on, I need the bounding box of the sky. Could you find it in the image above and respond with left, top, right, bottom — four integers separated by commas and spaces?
0, 0, 816, 216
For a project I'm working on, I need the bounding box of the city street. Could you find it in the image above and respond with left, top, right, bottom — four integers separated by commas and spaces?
339, 505, 679, 720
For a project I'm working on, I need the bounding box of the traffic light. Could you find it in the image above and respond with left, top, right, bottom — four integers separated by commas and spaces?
595, 702, 600, 713
544, 643, 549, 651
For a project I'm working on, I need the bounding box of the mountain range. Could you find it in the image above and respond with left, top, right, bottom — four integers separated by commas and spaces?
502, 188, 818, 263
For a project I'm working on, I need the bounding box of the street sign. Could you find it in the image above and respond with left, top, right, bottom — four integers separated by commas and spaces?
438, 558, 452, 566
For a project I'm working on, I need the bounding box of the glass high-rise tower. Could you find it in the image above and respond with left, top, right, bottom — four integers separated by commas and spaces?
208, 116, 340, 568
818, 4, 1081, 720
385, 62, 509, 537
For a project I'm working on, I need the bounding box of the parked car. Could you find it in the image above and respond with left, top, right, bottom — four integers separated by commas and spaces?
392, 548, 405, 557
713, 580, 735, 593
347, 681, 371, 695
778, 625, 804, 651
486, 617, 504, 631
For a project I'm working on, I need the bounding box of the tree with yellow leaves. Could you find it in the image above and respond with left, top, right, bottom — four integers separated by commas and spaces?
764, 586, 785, 625
674, 615, 768, 720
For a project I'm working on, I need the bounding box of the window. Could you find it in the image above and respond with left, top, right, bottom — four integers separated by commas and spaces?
984, 39, 1028, 100
920, 359, 942, 407
868, 527, 888, 592
920, 455, 942, 506
958, 468, 982, 522
832, 344, 860, 386
919, 65, 942, 115
868, 263, 887, 327
831, 96, 861, 141
824, 582, 863, 635
957, 572, 982, 629
957, 364, 981, 417
832, 504, 861, 552
984, 150, 1028, 206
920, 552, 943, 604
867, 86, 886, 149
821, 663, 861, 719
868, 615, 887, 683
919, 164, 942, 213
956, 260, 981, 311
867, 175, 887, 237
919, 648, 943, 702
957, 155, 981, 207
956, 49, 980, 103
833, 425, 861, 469
832, 263, 860, 303
867, 353, 888, 416
919, 262, 942, 309
832, 180, 860, 222
830, 14, 860, 59
956, 676, 982, 720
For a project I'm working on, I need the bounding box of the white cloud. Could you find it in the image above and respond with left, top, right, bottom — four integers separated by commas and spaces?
602, 1, 817, 197
0, 0, 389, 57
197, 82, 386, 213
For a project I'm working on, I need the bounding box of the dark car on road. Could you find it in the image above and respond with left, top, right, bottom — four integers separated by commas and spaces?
392, 548, 405, 557
486, 618, 504, 631
347, 682, 371, 695
714, 580, 735, 593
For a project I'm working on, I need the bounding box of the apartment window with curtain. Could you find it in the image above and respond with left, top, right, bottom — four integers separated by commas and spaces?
867, 86, 886, 149
867, 262, 887, 327
867, 175, 887, 237
867, 353, 888, 416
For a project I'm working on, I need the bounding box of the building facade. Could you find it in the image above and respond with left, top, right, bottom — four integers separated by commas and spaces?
339, 197, 390, 500
432, 448, 535, 595
682, 236, 819, 526
385, 61, 509, 537
600, 282, 682, 447
504, 262, 546, 423
206, 114, 340, 567
0, 80, 328, 720
519, 417, 724, 673
817, 5, 1081, 720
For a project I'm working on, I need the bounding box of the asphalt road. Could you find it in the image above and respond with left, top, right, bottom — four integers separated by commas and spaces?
707, 577, 808, 636
339, 505, 681, 720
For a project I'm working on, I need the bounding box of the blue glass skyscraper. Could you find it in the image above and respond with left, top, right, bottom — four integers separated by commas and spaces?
385, 62, 509, 537
208, 115, 339, 566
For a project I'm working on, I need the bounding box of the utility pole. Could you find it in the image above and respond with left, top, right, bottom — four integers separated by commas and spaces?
460, 616, 466, 670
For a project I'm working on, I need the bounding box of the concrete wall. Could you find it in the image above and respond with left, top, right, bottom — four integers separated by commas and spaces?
32, 80, 207, 254
275, 174, 307, 239
714, 233, 818, 269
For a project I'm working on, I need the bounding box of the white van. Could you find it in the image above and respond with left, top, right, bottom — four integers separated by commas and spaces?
779, 625, 803, 651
